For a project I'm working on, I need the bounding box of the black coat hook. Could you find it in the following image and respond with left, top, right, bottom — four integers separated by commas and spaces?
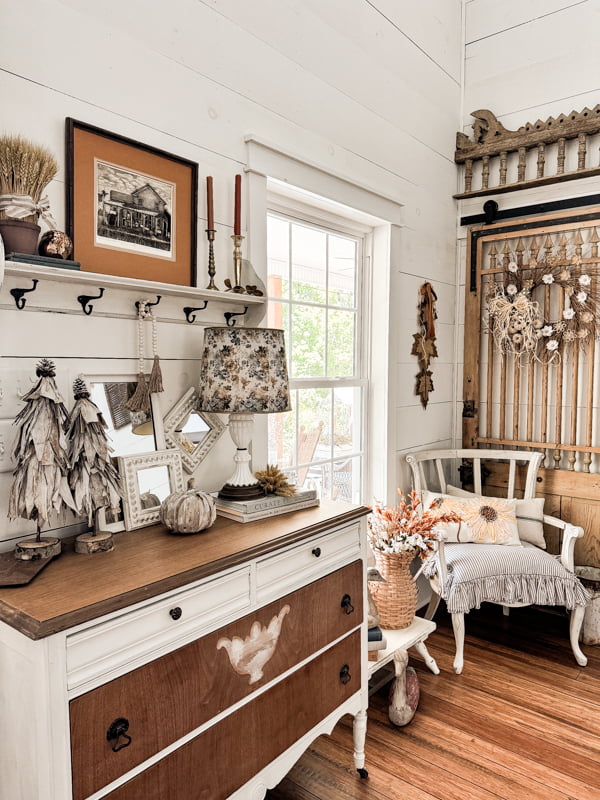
10, 279, 39, 310
135, 295, 161, 313
183, 301, 209, 323
224, 306, 249, 327
77, 288, 105, 316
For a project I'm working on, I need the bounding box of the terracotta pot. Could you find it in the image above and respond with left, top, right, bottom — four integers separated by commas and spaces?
0, 219, 41, 255
370, 549, 418, 629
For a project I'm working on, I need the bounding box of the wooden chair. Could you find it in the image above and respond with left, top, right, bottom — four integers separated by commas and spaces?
406, 448, 590, 674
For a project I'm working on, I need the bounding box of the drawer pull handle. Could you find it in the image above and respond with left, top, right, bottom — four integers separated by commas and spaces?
106, 718, 132, 752
339, 664, 352, 685
169, 607, 183, 621
340, 594, 355, 615
312, 547, 322, 557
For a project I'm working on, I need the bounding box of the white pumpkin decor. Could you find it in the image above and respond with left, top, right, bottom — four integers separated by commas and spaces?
159, 478, 217, 534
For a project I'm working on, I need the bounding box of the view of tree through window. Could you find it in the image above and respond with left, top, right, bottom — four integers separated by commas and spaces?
267, 210, 366, 503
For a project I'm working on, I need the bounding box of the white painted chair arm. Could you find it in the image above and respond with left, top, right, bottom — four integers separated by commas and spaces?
435, 536, 448, 588
543, 514, 584, 572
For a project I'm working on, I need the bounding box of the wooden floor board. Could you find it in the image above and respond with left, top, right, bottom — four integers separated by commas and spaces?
266, 605, 600, 800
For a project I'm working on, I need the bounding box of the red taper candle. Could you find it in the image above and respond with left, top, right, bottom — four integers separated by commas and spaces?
206, 176, 214, 229
234, 173, 241, 235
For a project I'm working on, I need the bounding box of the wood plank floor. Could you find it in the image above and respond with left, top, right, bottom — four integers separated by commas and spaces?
266, 605, 600, 799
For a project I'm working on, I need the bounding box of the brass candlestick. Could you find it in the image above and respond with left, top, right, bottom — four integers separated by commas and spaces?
205, 229, 218, 290
230, 234, 245, 293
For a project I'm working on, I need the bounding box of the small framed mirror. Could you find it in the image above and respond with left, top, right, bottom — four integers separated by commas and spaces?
163, 387, 226, 473
118, 449, 184, 530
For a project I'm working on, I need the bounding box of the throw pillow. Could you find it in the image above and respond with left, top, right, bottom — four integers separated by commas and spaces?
423, 491, 521, 546
446, 484, 546, 549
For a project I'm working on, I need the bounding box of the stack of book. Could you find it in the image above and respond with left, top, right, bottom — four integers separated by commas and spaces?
215, 489, 319, 523
368, 625, 387, 661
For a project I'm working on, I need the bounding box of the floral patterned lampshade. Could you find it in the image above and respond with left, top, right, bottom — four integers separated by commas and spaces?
198, 327, 291, 414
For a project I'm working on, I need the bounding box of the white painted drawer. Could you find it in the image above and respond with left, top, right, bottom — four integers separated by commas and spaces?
255, 522, 362, 604
66, 566, 251, 693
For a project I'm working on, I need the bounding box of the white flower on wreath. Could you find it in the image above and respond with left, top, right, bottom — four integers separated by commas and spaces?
582, 311, 594, 323
563, 308, 576, 320
547, 339, 559, 351
541, 325, 554, 336
508, 261, 518, 273
506, 283, 518, 296
576, 291, 587, 303
542, 274, 554, 284
579, 274, 591, 286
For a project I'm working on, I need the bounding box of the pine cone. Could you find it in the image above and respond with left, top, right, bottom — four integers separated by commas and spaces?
36, 358, 56, 377
73, 377, 90, 400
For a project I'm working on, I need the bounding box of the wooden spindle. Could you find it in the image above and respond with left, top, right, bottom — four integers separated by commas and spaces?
513, 357, 520, 442
487, 326, 494, 440
516, 238, 525, 267
488, 242, 497, 270
584, 325, 595, 473
500, 353, 507, 442
526, 360, 534, 445
502, 240, 510, 268
540, 284, 551, 466
499, 151, 508, 185
517, 147, 526, 182
557, 137, 566, 174
482, 156, 490, 189
574, 229, 584, 258
536, 143, 545, 178
529, 236, 539, 266
464, 159, 473, 193
589, 227, 599, 259
568, 343, 579, 471
558, 232, 568, 261
553, 290, 565, 470
578, 132, 587, 170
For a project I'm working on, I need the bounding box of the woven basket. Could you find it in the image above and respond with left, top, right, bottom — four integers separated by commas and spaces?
371, 549, 418, 629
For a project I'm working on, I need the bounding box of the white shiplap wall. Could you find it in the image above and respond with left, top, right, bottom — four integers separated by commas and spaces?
457, 0, 600, 450
0, 1, 463, 546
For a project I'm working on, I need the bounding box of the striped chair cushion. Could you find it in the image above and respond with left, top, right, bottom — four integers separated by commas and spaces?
423, 542, 590, 615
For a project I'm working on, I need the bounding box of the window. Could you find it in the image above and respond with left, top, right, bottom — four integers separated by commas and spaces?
266, 209, 368, 504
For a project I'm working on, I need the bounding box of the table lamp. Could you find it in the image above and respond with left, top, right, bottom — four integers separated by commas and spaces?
198, 326, 291, 500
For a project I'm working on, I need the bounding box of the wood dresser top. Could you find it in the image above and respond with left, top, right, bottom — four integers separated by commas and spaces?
0, 501, 369, 640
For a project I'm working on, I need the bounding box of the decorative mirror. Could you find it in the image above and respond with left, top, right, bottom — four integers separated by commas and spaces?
163, 387, 226, 473
87, 375, 166, 532
118, 449, 184, 530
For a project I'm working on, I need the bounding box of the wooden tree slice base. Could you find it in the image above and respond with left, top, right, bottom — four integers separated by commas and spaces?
75, 531, 114, 555
14, 537, 61, 561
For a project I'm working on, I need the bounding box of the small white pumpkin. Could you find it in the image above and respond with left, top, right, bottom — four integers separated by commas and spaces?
160, 478, 216, 534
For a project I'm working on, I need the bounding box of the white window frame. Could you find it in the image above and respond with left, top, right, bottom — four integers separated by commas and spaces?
266, 192, 372, 503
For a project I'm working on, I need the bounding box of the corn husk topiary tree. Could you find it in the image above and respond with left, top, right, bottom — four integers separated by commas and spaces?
8, 358, 76, 560
67, 377, 122, 554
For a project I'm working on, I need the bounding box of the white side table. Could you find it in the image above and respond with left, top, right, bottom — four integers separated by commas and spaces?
367, 616, 439, 693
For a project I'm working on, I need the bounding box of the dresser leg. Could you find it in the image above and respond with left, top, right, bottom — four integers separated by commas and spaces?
413, 639, 440, 674
352, 708, 368, 778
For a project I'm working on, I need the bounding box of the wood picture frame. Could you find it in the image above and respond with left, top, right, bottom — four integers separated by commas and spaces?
66, 118, 198, 286
118, 449, 184, 530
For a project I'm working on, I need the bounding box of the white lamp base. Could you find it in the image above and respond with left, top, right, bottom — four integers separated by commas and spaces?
218, 413, 265, 501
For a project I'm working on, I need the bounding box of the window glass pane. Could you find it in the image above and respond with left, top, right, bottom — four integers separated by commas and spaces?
328, 234, 356, 308
331, 456, 361, 504
291, 223, 326, 304
327, 309, 355, 377
333, 386, 361, 458
267, 301, 289, 351
268, 393, 296, 469
291, 305, 326, 377
267, 216, 289, 299
298, 388, 331, 464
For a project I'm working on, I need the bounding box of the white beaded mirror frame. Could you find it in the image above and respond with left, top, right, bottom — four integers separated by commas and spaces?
118, 449, 184, 531
163, 386, 226, 473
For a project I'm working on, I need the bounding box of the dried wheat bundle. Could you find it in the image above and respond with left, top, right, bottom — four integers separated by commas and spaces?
254, 464, 296, 497
67, 378, 121, 528
0, 135, 58, 224
487, 288, 542, 358
8, 359, 76, 537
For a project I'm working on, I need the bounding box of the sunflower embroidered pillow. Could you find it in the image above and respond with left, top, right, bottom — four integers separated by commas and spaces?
422, 491, 521, 546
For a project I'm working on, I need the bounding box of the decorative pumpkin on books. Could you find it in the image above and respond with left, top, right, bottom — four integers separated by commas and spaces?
367, 490, 460, 629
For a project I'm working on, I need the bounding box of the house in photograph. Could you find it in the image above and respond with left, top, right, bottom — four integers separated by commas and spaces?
1, 3, 599, 800
98, 183, 171, 248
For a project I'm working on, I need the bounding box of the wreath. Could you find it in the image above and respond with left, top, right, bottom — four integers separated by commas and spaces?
486, 256, 600, 363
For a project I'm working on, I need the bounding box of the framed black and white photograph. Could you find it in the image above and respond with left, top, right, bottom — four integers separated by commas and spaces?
66, 118, 198, 286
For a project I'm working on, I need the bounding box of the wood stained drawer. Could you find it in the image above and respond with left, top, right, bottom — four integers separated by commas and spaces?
70, 560, 363, 800
103, 629, 361, 800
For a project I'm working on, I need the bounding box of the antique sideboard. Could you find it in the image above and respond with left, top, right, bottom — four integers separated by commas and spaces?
0, 501, 369, 799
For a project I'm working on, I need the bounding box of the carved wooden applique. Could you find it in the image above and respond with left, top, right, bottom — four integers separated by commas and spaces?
411, 283, 438, 408
455, 105, 600, 197
217, 604, 290, 684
